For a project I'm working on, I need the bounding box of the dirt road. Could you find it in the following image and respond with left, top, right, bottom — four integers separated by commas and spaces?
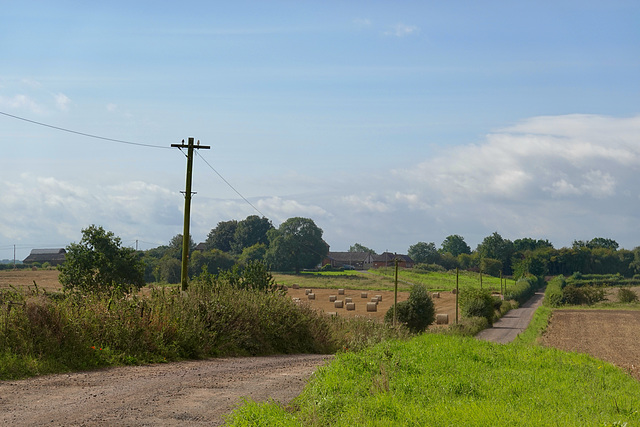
0, 354, 331, 426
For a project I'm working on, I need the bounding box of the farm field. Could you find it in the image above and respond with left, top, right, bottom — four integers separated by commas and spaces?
540, 309, 640, 381
0, 269, 61, 292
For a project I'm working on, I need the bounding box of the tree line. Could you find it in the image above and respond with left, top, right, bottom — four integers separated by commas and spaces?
406, 233, 640, 278
139, 215, 328, 283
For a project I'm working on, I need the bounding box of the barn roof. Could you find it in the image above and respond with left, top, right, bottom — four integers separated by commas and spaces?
23, 248, 67, 264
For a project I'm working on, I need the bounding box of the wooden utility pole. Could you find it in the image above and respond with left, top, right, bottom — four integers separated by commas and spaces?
171, 137, 210, 291
393, 257, 399, 327
455, 267, 459, 324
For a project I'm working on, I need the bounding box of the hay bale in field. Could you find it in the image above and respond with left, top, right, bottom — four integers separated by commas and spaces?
338, 289, 345, 295
329, 295, 337, 302
366, 302, 377, 312
305, 289, 312, 295
292, 298, 300, 303
432, 292, 440, 298
451, 288, 457, 294
361, 292, 368, 298
326, 312, 337, 317
292, 284, 300, 289
308, 293, 316, 300
334, 300, 344, 308
345, 297, 353, 303
436, 313, 449, 324
346, 302, 356, 311
375, 295, 382, 301
371, 297, 379, 304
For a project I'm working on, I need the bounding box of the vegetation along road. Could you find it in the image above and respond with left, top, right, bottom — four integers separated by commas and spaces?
475, 287, 546, 344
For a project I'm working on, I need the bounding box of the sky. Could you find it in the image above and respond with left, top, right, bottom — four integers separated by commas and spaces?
1, 1, 639, 261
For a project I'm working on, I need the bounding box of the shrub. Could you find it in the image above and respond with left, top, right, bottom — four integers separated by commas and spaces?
544, 276, 565, 307
459, 288, 495, 325
618, 287, 639, 303
562, 285, 606, 305
504, 275, 541, 306
385, 284, 435, 333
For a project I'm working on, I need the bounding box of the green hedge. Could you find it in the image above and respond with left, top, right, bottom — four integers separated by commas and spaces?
543, 276, 565, 307
504, 275, 541, 305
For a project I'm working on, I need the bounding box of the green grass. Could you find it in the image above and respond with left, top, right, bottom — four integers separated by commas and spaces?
226, 333, 640, 426
274, 269, 509, 293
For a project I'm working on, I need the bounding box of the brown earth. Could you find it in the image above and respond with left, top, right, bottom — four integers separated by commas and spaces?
286, 286, 458, 323
539, 309, 640, 381
0, 354, 332, 426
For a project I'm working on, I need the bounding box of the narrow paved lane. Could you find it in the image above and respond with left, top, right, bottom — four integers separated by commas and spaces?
475, 287, 545, 344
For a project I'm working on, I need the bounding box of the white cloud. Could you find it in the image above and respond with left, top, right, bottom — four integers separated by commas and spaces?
353, 17, 372, 27
0, 94, 45, 114
384, 23, 419, 37
54, 93, 71, 111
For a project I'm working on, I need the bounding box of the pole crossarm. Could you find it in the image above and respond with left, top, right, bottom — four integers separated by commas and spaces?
172, 137, 210, 292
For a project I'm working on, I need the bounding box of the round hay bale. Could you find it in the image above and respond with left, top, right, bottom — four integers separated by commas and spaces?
338, 289, 345, 295
292, 297, 300, 303
329, 295, 337, 302
292, 284, 300, 289
361, 292, 368, 298
371, 297, 379, 304
436, 313, 449, 325
305, 289, 312, 295
366, 302, 377, 312
375, 295, 382, 301
346, 302, 356, 311
451, 288, 457, 294
326, 312, 337, 317
432, 292, 440, 298
308, 293, 316, 300
345, 297, 353, 303
334, 300, 344, 308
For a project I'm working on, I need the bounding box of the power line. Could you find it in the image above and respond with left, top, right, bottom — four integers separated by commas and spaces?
0, 110, 171, 149
195, 150, 267, 218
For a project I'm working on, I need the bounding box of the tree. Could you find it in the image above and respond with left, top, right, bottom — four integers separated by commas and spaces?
513, 238, 553, 252
385, 284, 435, 333
59, 225, 145, 294
587, 237, 619, 251
231, 215, 273, 254
408, 242, 440, 264
440, 235, 471, 257
477, 232, 515, 274
205, 220, 237, 252
265, 217, 328, 274
169, 233, 196, 260
348, 243, 375, 254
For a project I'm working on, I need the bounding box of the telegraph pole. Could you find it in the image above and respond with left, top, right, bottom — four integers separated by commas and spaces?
171, 137, 210, 291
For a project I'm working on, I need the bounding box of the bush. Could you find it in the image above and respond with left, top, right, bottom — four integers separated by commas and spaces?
544, 276, 565, 307
459, 288, 495, 325
562, 285, 606, 305
618, 287, 639, 303
385, 284, 435, 333
504, 275, 541, 306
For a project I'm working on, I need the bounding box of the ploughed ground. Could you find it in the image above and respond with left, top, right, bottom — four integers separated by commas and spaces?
539, 309, 640, 381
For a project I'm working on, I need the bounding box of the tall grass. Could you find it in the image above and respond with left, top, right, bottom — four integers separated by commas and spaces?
0, 273, 408, 380
226, 333, 640, 426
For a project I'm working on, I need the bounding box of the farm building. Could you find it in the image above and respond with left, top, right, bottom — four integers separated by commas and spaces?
372, 252, 414, 269
323, 251, 414, 270
23, 248, 67, 266
323, 251, 375, 270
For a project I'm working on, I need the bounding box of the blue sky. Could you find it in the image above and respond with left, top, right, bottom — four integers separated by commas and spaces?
1, 1, 639, 261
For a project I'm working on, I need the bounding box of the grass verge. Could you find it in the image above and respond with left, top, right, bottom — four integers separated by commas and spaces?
226, 333, 640, 426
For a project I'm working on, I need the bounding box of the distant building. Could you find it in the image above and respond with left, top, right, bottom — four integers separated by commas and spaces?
372, 252, 414, 269
323, 251, 375, 270
322, 251, 414, 270
23, 248, 67, 266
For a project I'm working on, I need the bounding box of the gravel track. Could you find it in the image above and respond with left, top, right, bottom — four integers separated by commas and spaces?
0, 354, 332, 426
